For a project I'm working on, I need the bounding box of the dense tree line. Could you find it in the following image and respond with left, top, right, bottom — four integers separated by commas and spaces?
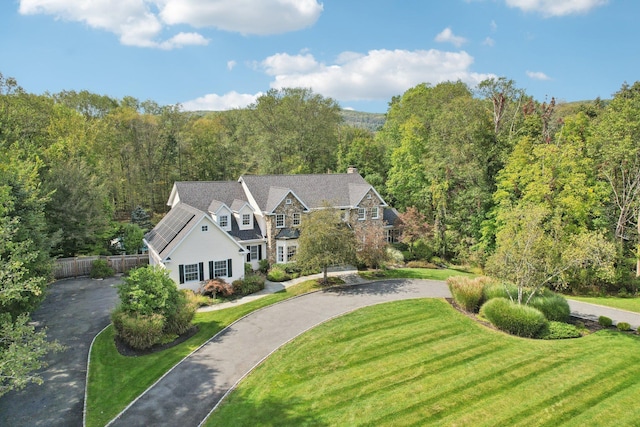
2, 70, 640, 392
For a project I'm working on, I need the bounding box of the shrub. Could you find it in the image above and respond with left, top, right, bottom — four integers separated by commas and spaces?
447, 276, 491, 313
406, 260, 438, 269
258, 259, 270, 274
267, 265, 290, 282
539, 321, 582, 340
90, 259, 114, 279
598, 316, 613, 327
232, 274, 265, 296
244, 263, 253, 275
617, 322, 631, 331
529, 294, 571, 322
201, 278, 234, 298
117, 266, 179, 316
164, 290, 197, 335
480, 298, 548, 338
111, 308, 165, 350
386, 246, 404, 264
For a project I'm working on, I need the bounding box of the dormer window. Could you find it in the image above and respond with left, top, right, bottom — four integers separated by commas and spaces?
219, 215, 229, 228
242, 214, 251, 226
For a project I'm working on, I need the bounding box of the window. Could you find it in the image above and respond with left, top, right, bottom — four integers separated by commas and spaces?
286, 198, 292, 205
277, 246, 284, 263
292, 212, 301, 226
242, 214, 251, 226
246, 245, 262, 262
219, 215, 228, 228
276, 214, 285, 228
201, 225, 208, 232
370, 207, 379, 219
214, 260, 228, 277
367, 194, 372, 199
184, 264, 199, 282
358, 208, 366, 221
287, 246, 297, 261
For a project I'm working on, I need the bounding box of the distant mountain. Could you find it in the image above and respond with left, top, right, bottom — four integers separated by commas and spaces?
340, 110, 386, 132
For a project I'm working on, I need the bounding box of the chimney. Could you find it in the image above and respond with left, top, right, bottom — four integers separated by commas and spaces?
347, 166, 358, 174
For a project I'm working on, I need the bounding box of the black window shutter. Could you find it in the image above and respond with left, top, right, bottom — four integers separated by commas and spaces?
198, 262, 204, 281
227, 258, 232, 277
209, 261, 214, 280
246, 246, 251, 263
179, 265, 185, 284
258, 245, 262, 260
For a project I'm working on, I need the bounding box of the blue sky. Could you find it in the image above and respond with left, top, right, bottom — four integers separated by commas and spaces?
0, 0, 636, 113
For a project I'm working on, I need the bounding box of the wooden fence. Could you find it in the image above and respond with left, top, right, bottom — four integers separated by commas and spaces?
53, 255, 149, 279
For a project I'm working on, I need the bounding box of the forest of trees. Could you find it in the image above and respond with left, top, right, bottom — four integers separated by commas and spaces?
3, 70, 640, 392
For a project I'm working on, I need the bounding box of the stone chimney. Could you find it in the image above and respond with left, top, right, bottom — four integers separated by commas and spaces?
347, 166, 358, 174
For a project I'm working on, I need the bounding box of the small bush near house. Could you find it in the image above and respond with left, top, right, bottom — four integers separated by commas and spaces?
538, 321, 582, 340
267, 265, 290, 282
201, 278, 234, 298
480, 297, 548, 338
616, 322, 631, 331
386, 246, 404, 265
90, 259, 114, 279
111, 308, 165, 350
258, 259, 270, 274
529, 294, 571, 322
598, 316, 613, 327
232, 274, 265, 296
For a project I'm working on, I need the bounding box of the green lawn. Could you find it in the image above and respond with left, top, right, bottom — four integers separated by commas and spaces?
207, 299, 640, 426
567, 295, 640, 313
359, 267, 475, 281
85, 278, 329, 427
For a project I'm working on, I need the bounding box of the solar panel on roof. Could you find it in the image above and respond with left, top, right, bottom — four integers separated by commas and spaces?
147, 205, 196, 255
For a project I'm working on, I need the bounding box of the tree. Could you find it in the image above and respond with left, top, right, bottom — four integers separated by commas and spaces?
486, 203, 615, 304
354, 220, 388, 270
396, 207, 431, 255
295, 208, 356, 283
122, 223, 144, 255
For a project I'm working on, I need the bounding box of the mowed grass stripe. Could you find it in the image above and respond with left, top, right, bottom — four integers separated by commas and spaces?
206, 300, 640, 427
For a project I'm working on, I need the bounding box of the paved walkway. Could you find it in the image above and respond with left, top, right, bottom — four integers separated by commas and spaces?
567, 299, 640, 329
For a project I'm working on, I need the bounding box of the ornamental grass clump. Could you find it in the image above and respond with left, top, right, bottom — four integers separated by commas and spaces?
480, 297, 548, 338
447, 276, 493, 313
528, 294, 571, 322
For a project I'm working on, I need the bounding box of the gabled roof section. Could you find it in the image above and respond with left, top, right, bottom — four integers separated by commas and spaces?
383, 207, 400, 226
145, 203, 202, 258
229, 214, 264, 241
239, 173, 386, 211
230, 199, 251, 212
171, 181, 248, 213
264, 187, 309, 213
207, 199, 229, 215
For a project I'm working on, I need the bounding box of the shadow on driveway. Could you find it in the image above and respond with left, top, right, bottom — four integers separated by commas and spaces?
0, 276, 120, 427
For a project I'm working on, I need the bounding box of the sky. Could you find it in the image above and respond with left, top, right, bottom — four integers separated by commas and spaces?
0, 0, 637, 113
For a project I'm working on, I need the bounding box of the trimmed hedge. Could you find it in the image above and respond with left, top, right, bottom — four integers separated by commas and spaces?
480, 298, 548, 338
529, 294, 571, 322
617, 322, 631, 331
598, 316, 613, 327
232, 274, 266, 296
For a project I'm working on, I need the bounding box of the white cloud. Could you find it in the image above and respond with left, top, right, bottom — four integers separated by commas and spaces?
181, 91, 261, 111
490, 20, 498, 32
483, 37, 495, 46
435, 27, 467, 48
160, 0, 323, 35
260, 49, 494, 101
505, 0, 609, 17
18, 0, 323, 48
227, 60, 237, 71
526, 70, 551, 80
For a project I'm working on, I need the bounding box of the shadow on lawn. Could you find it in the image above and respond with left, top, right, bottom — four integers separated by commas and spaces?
209, 395, 328, 427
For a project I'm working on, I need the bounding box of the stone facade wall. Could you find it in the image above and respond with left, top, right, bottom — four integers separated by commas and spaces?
265, 193, 305, 263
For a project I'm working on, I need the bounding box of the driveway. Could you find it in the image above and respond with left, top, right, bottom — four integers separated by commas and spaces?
0, 276, 120, 427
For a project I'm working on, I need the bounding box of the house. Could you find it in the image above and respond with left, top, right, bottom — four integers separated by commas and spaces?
144, 168, 399, 289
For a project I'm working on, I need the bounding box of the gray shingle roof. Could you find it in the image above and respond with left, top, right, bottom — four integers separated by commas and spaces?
383, 207, 400, 226
174, 181, 247, 213
240, 173, 383, 212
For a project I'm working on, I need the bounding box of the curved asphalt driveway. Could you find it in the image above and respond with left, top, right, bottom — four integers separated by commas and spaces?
0, 277, 120, 427
107, 279, 451, 427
